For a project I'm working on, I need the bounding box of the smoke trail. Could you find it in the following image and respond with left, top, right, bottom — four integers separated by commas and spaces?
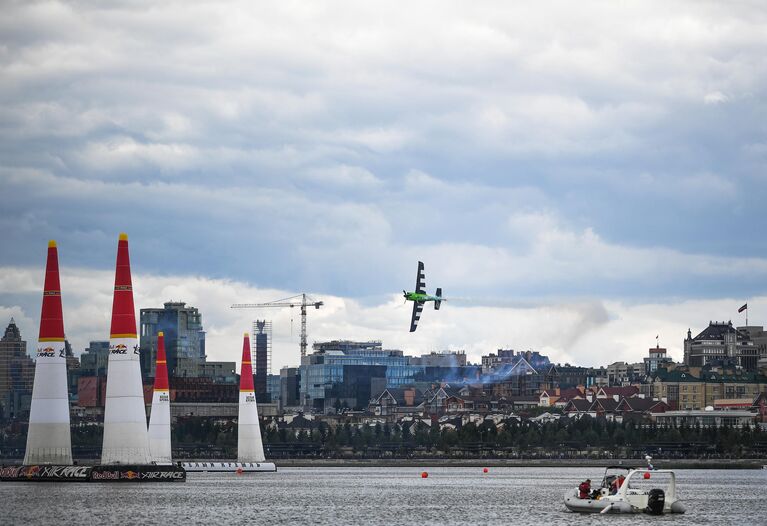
441, 296, 539, 309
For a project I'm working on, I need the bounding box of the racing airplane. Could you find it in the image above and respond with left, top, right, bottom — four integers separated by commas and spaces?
403, 261, 444, 332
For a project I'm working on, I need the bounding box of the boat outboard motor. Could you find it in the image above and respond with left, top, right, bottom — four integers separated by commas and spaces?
645, 489, 665, 515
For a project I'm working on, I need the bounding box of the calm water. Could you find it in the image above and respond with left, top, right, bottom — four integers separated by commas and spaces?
1, 467, 766, 525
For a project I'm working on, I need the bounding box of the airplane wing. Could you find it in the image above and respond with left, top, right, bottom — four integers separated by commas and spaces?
415, 261, 425, 294
409, 300, 425, 332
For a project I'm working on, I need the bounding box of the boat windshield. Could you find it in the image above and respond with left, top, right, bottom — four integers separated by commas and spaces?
601, 466, 633, 488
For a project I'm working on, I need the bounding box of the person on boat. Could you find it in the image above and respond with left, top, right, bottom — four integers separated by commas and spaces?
610, 474, 626, 494
578, 479, 591, 499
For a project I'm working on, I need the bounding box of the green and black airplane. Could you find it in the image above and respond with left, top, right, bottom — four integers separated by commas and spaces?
403, 261, 443, 332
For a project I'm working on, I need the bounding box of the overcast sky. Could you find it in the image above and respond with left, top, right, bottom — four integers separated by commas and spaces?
1, 1, 766, 370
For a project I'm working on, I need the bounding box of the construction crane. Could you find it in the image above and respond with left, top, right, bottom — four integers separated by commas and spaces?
231, 294, 324, 359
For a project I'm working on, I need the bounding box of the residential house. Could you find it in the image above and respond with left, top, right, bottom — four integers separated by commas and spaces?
596, 385, 640, 401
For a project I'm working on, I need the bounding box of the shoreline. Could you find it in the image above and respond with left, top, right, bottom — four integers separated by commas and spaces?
3, 458, 763, 469
270, 458, 765, 469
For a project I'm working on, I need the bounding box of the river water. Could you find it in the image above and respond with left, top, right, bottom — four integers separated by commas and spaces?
1, 467, 765, 525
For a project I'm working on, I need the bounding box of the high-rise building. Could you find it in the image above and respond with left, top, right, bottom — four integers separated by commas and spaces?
0, 318, 34, 420
140, 302, 206, 378
252, 320, 271, 402
280, 367, 301, 408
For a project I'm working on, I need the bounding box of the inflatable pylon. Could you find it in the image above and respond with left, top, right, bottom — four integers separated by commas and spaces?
101, 233, 151, 464
237, 332, 265, 462
24, 240, 73, 465
148, 332, 171, 464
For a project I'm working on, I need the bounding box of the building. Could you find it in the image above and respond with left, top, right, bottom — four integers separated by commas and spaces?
300, 340, 424, 413
280, 367, 301, 408
596, 386, 640, 400
481, 349, 549, 373
413, 364, 482, 385
76, 341, 110, 410
606, 361, 645, 385
0, 319, 34, 420
369, 387, 423, 417
684, 321, 764, 371
167, 377, 238, 403
489, 355, 546, 398
252, 320, 271, 402
649, 365, 767, 410
481, 349, 514, 372
740, 325, 767, 358
77, 376, 106, 408
644, 345, 673, 375
266, 373, 280, 404
563, 396, 669, 421
545, 364, 605, 389
410, 350, 467, 367
752, 392, 767, 423
139, 302, 206, 378
63, 340, 81, 401
654, 409, 756, 428
79, 341, 110, 377
199, 362, 237, 383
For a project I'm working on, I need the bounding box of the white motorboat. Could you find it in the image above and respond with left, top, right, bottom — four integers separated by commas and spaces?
181, 461, 276, 473
564, 466, 686, 515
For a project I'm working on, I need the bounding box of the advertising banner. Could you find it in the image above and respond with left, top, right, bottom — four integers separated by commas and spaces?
89, 464, 186, 482
0, 465, 92, 481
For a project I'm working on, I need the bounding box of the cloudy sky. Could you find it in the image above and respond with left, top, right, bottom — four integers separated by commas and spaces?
1, 1, 766, 371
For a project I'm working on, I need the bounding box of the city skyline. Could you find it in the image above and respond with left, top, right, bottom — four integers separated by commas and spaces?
0, 268, 762, 371
2, 2, 767, 370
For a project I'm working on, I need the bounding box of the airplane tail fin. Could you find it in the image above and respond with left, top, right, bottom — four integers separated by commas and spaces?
435, 288, 442, 310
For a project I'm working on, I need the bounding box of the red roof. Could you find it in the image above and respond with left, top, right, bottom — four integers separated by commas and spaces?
598, 386, 640, 398
556, 388, 587, 403
617, 397, 669, 414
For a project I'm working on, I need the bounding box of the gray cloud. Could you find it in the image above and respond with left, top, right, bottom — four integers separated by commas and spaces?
2, 264, 764, 370
2, 1, 767, 346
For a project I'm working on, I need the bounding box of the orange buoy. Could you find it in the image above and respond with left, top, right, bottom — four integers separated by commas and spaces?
643, 472, 651, 480
421, 471, 428, 478
236, 467, 244, 475
483, 467, 489, 474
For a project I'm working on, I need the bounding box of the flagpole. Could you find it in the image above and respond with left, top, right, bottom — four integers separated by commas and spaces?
739, 302, 749, 326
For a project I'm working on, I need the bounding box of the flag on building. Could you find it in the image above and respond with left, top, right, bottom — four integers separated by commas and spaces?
738, 303, 748, 313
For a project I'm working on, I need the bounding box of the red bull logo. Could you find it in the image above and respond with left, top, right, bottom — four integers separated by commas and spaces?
90, 470, 119, 480
110, 344, 128, 354
36, 347, 56, 357
122, 470, 139, 480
